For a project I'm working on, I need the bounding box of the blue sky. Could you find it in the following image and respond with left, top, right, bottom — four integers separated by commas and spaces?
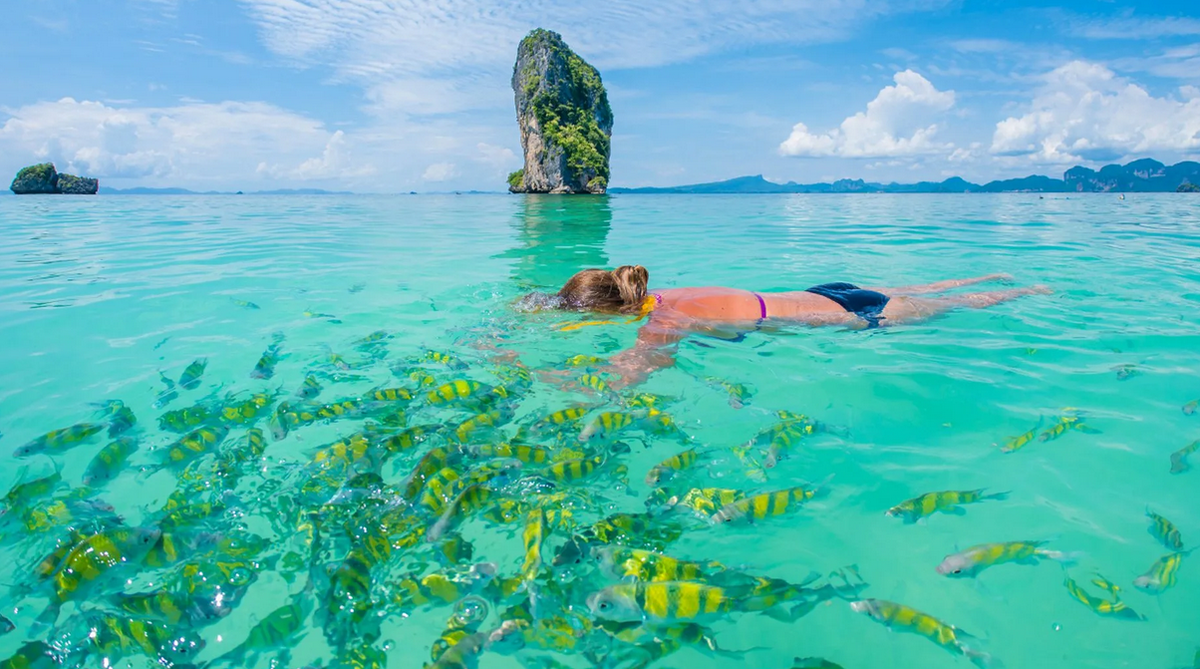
1, 0, 1197, 192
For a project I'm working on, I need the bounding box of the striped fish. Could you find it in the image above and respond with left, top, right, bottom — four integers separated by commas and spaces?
887, 489, 1009, 523
710, 481, 828, 525
1134, 551, 1191, 593
588, 581, 736, 623
1171, 440, 1199, 474
645, 448, 700, 485
1063, 576, 1145, 620
850, 599, 996, 668
1147, 510, 1184, 550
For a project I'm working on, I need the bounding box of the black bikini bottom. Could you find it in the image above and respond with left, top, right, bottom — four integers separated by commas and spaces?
805, 282, 890, 328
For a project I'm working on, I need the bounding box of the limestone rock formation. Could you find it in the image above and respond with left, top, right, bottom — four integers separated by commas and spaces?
57, 174, 99, 195
10, 163, 99, 194
11, 163, 59, 194
509, 29, 612, 194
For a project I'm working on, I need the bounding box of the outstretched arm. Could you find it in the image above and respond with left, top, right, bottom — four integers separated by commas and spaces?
603, 316, 685, 389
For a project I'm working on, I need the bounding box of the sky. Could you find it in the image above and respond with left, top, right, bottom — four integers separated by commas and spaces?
1, 0, 1198, 192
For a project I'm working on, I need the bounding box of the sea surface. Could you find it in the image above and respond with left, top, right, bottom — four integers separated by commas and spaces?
0, 193, 1198, 669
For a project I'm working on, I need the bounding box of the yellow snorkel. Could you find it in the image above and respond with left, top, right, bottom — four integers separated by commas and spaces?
557, 295, 658, 332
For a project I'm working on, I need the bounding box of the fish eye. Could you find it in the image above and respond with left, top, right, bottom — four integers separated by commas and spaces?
599, 601, 610, 611
952, 569, 961, 574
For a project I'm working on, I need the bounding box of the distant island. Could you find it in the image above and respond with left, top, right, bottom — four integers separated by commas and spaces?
611, 159, 1200, 194
10, 163, 98, 195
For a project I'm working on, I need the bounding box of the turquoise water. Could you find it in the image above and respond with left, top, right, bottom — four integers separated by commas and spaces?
0, 193, 1198, 669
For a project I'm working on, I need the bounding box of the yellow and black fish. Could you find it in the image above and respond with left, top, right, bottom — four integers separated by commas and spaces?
179, 358, 207, 391
1147, 510, 1184, 550
250, 341, 284, 380
850, 598, 996, 668
886, 489, 1009, 523
13, 422, 105, 458
162, 425, 230, 469
645, 447, 700, 485
1134, 551, 1191, 593
1001, 424, 1040, 453
83, 437, 139, 488
1171, 440, 1199, 474
711, 481, 828, 525
1063, 576, 1145, 620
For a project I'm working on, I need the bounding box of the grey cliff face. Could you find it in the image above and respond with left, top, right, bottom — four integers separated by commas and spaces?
509, 29, 612, 194
10, 163, 98, 195
11, 163, 59, 194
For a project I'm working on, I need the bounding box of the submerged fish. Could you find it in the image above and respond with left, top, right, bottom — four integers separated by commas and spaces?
179, 358, 207, 391
1183, 399, 1200, 415
645, 447, 700, 486
1147, 510, 1184, 550
232, 298, 260, 310
13, 422, 105, 458
851, 599, 996, 668
711, 481, 828, 525
587, 581, 739, 624
1000, 424, 1039, 453
1063, 576, 1145, 620
1134, 551, 1191, 594
251, 341, 284, 379
296, 374, 323, 400
1171, 440, 1199, 474
936, 540, 1077, 578
886, 489, 1009, 523
82, 437, 140, 488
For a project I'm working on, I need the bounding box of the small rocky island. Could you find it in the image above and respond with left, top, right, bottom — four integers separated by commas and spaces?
10, 163, 98, 195
508, 29, 612, 195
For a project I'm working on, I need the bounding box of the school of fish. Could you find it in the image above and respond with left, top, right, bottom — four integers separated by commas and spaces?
0, 327, 1195, 669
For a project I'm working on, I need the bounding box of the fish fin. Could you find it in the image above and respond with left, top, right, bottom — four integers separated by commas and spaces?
1074, 423, 1101, 434
944, 506, 967, 516
982, 490, 1011, 502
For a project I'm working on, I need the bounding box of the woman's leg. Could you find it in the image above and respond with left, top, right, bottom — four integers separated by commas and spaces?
866, 274, 1012, 295
880, 285, 1050, 325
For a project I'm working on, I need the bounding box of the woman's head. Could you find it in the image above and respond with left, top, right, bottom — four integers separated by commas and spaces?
557, 265, 649, 314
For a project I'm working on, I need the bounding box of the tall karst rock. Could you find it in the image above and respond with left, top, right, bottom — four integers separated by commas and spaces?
509, 29, 613, 194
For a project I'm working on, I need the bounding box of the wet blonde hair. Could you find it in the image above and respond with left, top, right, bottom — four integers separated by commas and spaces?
557, 265, 649, 314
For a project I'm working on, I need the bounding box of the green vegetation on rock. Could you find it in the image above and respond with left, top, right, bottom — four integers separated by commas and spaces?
1178, 182, 1200, 193
16, 163, 55, 183
508, 169, 525, 191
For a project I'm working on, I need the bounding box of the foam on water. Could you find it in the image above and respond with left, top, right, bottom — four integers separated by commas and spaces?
1, 193, 1198, 669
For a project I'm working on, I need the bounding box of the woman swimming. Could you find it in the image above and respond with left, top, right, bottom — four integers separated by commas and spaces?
547, 265, 1049, 387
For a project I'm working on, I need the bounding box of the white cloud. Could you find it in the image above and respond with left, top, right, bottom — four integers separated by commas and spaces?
990, 60, 1200, 164
779, 70, 956, 158
475, 142, 517, 169
238, 0, 950, 115
421, 162, 458, 182
0, 97, 371, 185
1075, 16, 1200, 40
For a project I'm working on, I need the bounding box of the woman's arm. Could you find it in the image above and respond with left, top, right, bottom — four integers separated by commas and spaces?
603, 315, 685, 389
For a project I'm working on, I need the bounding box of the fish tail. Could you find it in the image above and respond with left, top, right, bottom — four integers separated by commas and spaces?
981, 490, 1010, 502
964, 646, 1002, 669
810, 473, 836, 499
32, 601, 61, 633
1037, 549, 1083, 567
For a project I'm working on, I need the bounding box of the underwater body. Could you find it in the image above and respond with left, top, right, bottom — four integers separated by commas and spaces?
0, 193, 1197, 669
